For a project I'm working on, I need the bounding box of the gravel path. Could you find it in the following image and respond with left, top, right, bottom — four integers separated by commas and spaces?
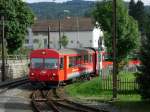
0, 83, 34, 112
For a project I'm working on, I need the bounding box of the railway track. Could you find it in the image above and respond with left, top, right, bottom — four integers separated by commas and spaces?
0, 77, 28, 94
31, 88, 109, 112
31, 89, 61, 112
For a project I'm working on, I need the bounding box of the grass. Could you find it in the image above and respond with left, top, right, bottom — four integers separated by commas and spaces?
65, 77, 140, 101
65, 72, 150, 112
118, 71, 137, 80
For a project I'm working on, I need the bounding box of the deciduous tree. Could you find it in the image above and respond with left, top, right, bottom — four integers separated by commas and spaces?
129, 0, 136, 17
0, 0, 34, 53
129, 0, 146, 32
92, 0, 140, 73
137, 14, 150, 100
59, 34, 69, 48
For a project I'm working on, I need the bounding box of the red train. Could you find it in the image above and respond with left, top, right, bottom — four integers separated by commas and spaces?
28, 48, 140, 87
28, 48, 111, 86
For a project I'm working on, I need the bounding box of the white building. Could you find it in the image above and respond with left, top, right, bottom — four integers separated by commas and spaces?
25, 18, 103, 49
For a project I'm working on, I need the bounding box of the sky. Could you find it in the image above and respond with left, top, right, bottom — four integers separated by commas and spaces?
24, 0, 150, 5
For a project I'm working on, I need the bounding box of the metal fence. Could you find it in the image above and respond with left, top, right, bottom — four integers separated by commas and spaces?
0, 55, 28, 60
101, 77, 139, 93
101, 65, 139, 93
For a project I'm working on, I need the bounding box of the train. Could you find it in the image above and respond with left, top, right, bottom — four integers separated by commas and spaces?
28, 48, 112, 86
28, 47, 140, 87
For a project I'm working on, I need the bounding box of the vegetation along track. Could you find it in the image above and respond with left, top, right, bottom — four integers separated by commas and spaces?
31, 88, 109, 112
0, 77, 28, 94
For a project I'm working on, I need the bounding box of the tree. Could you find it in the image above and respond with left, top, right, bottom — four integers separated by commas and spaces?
129, 0, 136, 17
92, 0, 140, 73
59, 34, 69, 48
0, 0, 34, 53
135, 0, 145, 32
129, 0, 146, 32
137, 14, 150, 100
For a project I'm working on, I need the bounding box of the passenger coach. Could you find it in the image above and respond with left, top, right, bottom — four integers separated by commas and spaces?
29, 48, 97, 86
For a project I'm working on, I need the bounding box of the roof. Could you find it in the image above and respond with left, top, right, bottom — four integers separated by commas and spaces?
32, 17, 95, 32
30, 48, 94, 56
58, 48, 94, 55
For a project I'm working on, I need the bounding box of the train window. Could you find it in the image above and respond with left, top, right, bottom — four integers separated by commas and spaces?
76, 56, 81, 65
60, 58, 64, 69
44, 58, 58, 69
69, 57, 76, 67
31, 58, 43, 69
89, 55, 92, 62
84, 55, 88, 63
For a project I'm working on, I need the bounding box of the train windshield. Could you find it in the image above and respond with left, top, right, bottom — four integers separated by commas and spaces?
31, 58, 58, 69
31, 58, 43, 69
44, 58, 58, 69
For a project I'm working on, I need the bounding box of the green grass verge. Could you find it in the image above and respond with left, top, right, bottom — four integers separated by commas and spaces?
66, 78, 110, 100
65, 72, 150, 112
65, 77, 140, 101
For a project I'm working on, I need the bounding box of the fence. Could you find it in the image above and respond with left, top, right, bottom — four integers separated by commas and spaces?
101, 64, 139, 94
0, 55, 29, 60
101, 77, 139, 93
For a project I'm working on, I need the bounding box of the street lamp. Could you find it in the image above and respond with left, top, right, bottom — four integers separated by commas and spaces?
58, 10, 70, 49
76, 16, 79, 48
98, 36, 103, 79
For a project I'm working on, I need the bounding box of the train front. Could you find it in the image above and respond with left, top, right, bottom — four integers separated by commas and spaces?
28, 49, 60, 85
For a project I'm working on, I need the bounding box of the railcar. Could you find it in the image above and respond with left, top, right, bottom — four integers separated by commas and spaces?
28, 48, 140, 87
28, 48, 101, 86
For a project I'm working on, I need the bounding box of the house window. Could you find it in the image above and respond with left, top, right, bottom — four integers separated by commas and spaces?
34, 32, 39, 36
89, 40, 92, 43
71, 40, 73, 43
33, 39, 39, 43
25, 39, 29, 44
44, 39, 47, 48
44, 39, 47, 44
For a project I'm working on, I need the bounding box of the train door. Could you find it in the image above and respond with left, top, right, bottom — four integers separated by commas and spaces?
64, 56, 69, 80
59, 57, 65, 81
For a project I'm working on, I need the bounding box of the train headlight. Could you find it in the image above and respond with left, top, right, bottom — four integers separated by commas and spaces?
42, 51, 46, 55
52, 73, 56, 77
31, 73, 34, 76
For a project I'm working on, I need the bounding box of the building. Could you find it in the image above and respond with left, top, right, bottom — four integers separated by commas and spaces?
24, 17, 103, 49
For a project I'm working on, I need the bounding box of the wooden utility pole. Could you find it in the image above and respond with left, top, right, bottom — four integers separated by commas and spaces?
1, 16, 5, 81
112, 0, 117, 99
48, 26, 50, 48
58, 17, 61, 49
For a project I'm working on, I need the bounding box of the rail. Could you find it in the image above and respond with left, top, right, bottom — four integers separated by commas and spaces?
31, 89, 109, 112
0, 77, 28, 88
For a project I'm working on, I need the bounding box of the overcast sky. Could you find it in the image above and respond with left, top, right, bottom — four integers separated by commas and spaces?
24, 0, 150, 5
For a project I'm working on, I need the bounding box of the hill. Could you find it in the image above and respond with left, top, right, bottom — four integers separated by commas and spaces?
27, 0, 95, 20
27, 0, 150, 20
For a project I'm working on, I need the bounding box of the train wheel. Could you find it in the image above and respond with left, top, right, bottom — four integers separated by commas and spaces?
30, 81, 36, 86
87, 76, 92, 80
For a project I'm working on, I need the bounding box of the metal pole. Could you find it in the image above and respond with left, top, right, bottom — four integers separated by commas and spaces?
112, 0, 117, 99
98, 37, 103, 78
58, 17, 61, 49
1, 16, 5, 81
76, 16, 79, 48
48, 26, 50, 48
